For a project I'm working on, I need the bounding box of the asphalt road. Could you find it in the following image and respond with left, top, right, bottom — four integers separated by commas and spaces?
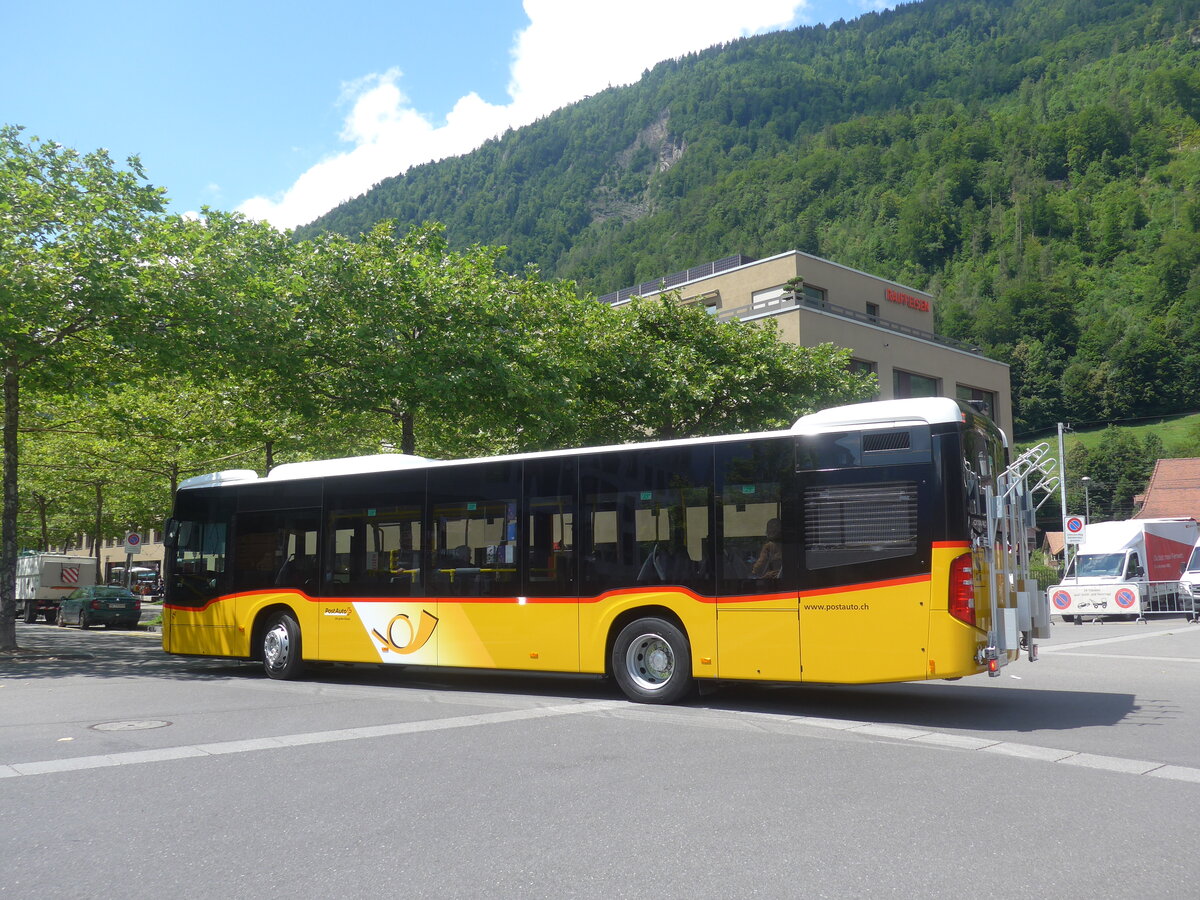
3, 616, 1200, 899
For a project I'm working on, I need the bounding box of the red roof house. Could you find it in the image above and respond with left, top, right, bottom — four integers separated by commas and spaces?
1134, 458, 1200, 520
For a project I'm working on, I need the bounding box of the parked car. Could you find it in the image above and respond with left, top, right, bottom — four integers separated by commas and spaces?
57, 585, 142, 630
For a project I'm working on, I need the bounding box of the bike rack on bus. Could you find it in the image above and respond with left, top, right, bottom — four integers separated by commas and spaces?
984, 442, 1059, 674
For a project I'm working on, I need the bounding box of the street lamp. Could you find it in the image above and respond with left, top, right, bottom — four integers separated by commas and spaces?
1081, 476, 1091, 521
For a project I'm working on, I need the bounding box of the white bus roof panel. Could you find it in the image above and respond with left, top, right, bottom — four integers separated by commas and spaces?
266, 453, 432, 482
178, 399, 971, 490
794, 398, 965, 430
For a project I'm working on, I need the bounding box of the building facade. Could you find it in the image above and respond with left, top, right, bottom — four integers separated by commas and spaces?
600, 251, 1013, 439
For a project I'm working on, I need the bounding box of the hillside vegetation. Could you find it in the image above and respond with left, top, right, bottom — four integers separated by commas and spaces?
298, 0, 1200, 437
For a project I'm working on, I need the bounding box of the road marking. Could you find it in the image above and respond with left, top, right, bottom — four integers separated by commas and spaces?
1040, 626, 1190, 653
3, 694, 1199, 786
1049, 652, 1200, 663
0, 700, 624, 779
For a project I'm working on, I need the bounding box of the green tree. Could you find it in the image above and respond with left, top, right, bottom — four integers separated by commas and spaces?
0, 127, 168, 650
1066, 427, 1163, 521
294, 222, 600, 457
568, 295, 875, 444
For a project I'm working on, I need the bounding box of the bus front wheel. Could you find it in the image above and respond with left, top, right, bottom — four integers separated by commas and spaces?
611, 617, 693, 705
262, 612, 304, 680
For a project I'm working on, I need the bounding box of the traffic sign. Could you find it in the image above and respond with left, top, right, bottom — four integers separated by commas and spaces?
1064, 515, 1086, 544
124, 531, 142, 554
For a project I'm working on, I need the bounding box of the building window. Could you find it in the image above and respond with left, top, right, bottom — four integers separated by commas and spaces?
684, 289, 721, 315
751, 286, 788, 311
957, 385, 996, 420
849, 359, 879, 399
893, 369, 939, 398
849, 359, 877, 376
866, 302, 879, 322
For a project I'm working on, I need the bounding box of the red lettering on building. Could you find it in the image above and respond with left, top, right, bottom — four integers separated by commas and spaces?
885, 288, 930, 312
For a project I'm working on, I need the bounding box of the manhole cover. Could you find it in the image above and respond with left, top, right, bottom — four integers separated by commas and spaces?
90, 720, 172, 731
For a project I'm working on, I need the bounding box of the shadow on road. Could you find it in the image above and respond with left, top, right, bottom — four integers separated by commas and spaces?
696, 679, 1138, 734
3, 621, 1137, 735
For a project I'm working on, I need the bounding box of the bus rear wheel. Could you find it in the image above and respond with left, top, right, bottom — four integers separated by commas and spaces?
611, 617, 693, 704
262, 612, 304, 680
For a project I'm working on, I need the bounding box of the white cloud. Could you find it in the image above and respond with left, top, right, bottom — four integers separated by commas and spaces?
239, 1, 810, 230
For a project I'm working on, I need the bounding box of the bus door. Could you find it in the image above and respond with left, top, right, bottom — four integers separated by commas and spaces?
796, 431, 934, 684
715, 440, 801, 682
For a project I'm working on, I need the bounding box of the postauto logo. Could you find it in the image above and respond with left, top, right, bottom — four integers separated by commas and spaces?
1115, 588, 1137, 609
1051, 590, 1072, 610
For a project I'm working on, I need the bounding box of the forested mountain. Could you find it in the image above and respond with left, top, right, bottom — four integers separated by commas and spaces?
297, 0, 1200, 436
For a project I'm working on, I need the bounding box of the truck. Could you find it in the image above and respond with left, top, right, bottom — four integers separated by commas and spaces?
15, 554, 98, 624
1047, 518, 1199, 622
1177, 539, 1200, 620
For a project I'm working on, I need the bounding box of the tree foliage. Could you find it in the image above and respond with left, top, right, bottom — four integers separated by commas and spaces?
1, 125, 169, 647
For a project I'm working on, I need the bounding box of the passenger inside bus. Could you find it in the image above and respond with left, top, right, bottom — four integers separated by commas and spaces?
749, 518, 783, 582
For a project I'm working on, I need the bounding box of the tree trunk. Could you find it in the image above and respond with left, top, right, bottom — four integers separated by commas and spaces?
1, 361, 19, 650
401, 411, 415, 456
94, 483, 103, 568
35, 492, 49, 551
265, 440, 274, 473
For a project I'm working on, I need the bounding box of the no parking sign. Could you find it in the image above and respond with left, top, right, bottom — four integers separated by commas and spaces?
124, 531, 142, 554
1064, 515, 1086, 544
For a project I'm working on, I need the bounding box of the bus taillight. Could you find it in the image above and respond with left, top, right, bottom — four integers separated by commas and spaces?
949, 553, 975, 627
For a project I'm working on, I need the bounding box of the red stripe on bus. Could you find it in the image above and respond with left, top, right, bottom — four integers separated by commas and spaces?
797, 573, 931, 597
166, 574, 934, 613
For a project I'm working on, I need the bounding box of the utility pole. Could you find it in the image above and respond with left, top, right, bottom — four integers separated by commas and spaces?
1058, 422, 1072, 572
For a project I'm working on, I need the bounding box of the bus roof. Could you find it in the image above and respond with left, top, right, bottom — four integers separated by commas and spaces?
177, 397, 974, 490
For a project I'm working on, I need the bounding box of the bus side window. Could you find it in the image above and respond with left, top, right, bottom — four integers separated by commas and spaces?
716, 439, 793, 594
428, 461, 521, 597
232, 510, 320, 593
581, 447, 713, 595
524, 457, 577, 598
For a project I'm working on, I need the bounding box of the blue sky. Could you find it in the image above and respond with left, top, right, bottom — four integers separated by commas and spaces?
3, 1, 894, 229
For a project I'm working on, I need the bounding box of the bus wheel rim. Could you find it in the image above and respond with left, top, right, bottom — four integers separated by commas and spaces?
625, 634, 673, 690
264, 623, 290, 668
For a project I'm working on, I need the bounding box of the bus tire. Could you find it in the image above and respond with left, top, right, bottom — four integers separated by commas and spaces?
262, 612, 304, 680
611, 617, 693, 704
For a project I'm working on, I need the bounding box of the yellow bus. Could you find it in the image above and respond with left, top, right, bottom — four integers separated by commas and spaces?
162, 398, 1053, 703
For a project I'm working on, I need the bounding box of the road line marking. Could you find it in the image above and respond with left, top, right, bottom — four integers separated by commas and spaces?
1040, 627, 1188, 653
1045, 652, 1200, 663
6, 695, 1200, 786
1, 700, 624, 779
1057, 753, 1162, 775
981, 741, 1077, 762
1147, 765, 1200, 783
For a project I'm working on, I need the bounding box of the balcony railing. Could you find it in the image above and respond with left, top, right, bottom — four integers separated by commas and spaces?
598, 255, 756, 305
717, 292, 983, 356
